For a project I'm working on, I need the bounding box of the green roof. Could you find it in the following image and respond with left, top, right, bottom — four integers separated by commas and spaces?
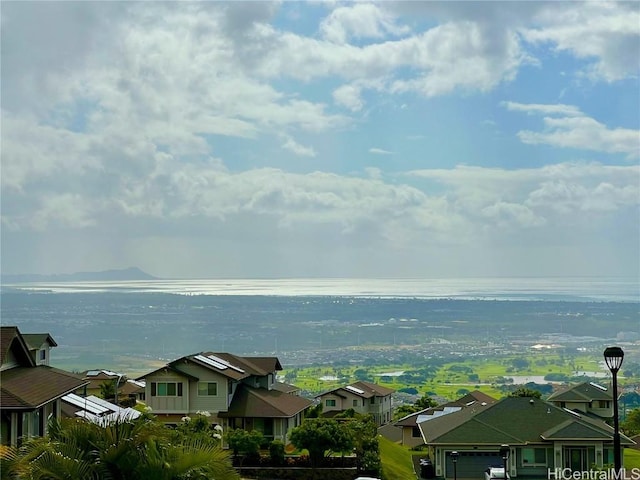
421, 397, 632, 445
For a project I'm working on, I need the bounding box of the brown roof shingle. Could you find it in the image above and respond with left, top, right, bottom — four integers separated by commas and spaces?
1, 366, 88, 409
220, 385, 312, 418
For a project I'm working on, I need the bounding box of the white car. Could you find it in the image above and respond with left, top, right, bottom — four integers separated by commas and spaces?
485, 466, 509, 480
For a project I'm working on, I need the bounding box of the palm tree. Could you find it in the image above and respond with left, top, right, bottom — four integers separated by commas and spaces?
17, 415, 239, 480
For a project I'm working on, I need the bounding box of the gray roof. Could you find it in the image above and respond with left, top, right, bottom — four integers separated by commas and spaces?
421, 396, 634, 446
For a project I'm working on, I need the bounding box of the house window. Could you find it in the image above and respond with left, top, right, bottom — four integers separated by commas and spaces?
151, 382, 183, 397
39, 350, 46, 361
598, 400, 610, 408
198, 382, 218, 396
412, 426, 421, 437
326, 399, 336, 407
370, 397, 375, 405
522, 447, 547, 466
353, 399, 358, 407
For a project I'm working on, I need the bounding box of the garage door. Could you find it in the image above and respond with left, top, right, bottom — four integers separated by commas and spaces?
445, 451, 503, 478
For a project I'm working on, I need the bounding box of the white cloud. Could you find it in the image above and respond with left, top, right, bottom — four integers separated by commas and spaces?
333, 84, 364, 111
407, 162, 639, 223
521, 2, 640, 82
319, 3, 410, 44
369, 148, 394, 155
250, 18, 526, 97
518, 116, 639, 158
502, 101, 582, 117
1, 2, 638, 278
281, 136, 317, 157
504, 102, 640, 159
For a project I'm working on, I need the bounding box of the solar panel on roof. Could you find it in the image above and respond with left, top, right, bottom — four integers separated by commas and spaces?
345, 385, 365, 395
76, 411, 100, 421
62, 394, 109, 415
589, 382, 607, 391
194, 354, 227, 370
564, 408, 581, 418
86, 370, 101, 376
86, 396, 117, 410
208, 354, 245, 373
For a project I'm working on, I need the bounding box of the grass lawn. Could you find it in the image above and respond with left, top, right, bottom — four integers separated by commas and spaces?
283, 352, 618, 399
379, 435, 418, 480
625, 449, 640, 469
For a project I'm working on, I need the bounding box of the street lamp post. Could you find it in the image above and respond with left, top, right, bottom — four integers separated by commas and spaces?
500, 445, 510, 480
604, 346, 624, 473
451, 451, 459, 480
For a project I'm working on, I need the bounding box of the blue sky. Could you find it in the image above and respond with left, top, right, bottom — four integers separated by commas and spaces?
1, 1, 639, 279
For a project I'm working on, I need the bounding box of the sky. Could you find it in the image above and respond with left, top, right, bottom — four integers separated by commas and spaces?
1, 1, 639, 279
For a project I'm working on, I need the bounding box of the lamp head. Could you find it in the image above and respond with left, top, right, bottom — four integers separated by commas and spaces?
603, 346, 624, 373
451, 451, 459, 461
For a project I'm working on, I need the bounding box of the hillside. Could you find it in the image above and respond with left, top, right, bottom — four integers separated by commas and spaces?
0, 267, 158, 283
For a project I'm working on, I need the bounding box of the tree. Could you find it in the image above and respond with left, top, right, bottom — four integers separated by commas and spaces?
226, 429, 263, 464
508, 387, 542, 398
290, 419, 354, 467
511, 358, 530, 370
393, 394, 438, 421
305, 402, 323, 418
353, 368, 373, 382
99, 379, 116, 401
415, 394, 438, 409
346, 415, 380, 476
15, 415, 239, 480
622, 408, 640, 436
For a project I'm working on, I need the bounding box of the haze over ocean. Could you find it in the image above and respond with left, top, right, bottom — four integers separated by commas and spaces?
1, 277, 638, 375
3, 276, 639, 302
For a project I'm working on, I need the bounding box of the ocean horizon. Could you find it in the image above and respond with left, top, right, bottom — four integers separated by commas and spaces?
2, 275, 638, 374
2, 276, 638, 302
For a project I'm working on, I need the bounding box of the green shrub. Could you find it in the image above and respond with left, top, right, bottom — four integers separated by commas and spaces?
270, 440, 285, 466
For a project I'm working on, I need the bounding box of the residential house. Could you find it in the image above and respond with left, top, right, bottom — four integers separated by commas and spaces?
121, 379, 146, 402
78, 369, 143, 404
419, 396, 634, 479
316, 381, 395, 426
547, 381, 613, 419
0, 326, 88, 446
79, 369, 123, 397
138, 352, 312, 444
394, 390, 496, 447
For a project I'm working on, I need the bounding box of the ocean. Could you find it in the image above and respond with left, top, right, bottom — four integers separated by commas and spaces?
1, 277, 638, 374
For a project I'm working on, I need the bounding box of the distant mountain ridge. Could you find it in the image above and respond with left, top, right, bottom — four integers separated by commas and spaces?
1, 267, 158, 283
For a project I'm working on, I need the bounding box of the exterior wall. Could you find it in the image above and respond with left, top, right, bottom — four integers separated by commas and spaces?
169, 362, 232, 414
365, 394, 392, 425
144, 372, 189, 414
401, 425, 424, 448
432, 444, 610, 479
319, 391, 393, 425
515, 446, 554, 478
1, 350, 18, 371
320, 393, 350, 413
254, 373, 275, 390
35, 343, 51, 366
588, 404, 613, 418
